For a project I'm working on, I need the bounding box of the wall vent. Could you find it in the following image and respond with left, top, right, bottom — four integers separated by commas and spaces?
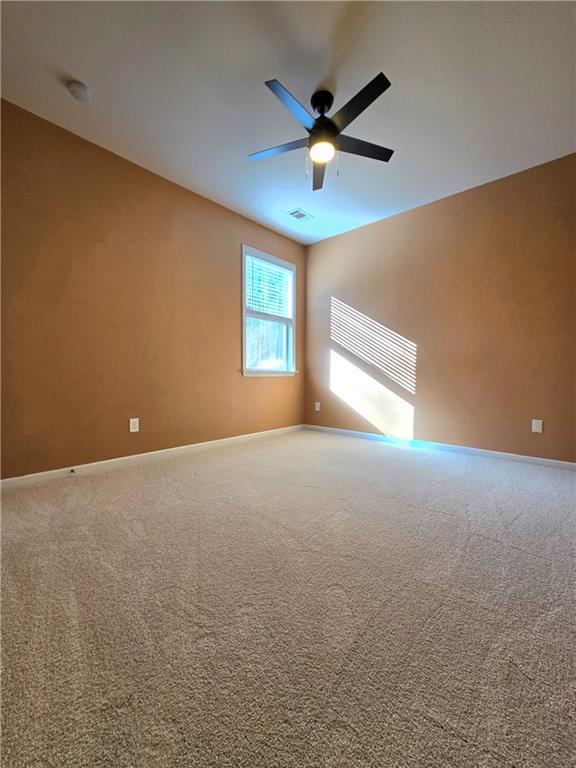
287, 207, 313, 221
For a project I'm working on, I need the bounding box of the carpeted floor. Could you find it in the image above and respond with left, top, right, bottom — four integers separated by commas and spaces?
2, 430, 575, 767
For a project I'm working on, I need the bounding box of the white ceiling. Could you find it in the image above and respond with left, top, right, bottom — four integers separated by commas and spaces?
2, 1, 575, 244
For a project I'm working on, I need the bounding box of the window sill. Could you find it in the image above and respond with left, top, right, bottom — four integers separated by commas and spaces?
242, 370, 298, 377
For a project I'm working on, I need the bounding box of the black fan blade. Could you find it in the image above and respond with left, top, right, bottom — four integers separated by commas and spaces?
312, 162, 326, 191
336, 134, 394, 162
331, 73, 391, 132
265, 80, 315, 131
250, 137, 308, 160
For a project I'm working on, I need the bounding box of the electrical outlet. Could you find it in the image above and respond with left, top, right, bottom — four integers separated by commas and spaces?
129, 417, 140, 433
531, 419, 543, 434
314, 401, 321, 412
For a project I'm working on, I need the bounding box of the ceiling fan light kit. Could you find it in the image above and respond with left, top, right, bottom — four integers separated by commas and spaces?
250, 73, 394, 190
309, 141, 335, 164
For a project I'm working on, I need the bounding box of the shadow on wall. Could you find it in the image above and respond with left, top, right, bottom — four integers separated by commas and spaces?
329, 298, 417, 439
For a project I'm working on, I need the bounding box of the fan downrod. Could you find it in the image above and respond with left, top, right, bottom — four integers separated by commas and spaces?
310, 90, 334, 116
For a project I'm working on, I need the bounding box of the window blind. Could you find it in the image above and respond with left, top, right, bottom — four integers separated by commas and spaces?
245, 254, 293, 319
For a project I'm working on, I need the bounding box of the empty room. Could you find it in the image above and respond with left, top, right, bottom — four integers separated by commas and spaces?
1, 2, 575, 766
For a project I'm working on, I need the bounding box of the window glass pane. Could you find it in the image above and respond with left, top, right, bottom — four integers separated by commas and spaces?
245, 254, 293, 319
245, 317, 290, 371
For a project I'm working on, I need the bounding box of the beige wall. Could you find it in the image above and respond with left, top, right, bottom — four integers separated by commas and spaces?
1, 101, 306, 478
305, 155, 576, 462
2, 102, 574, 476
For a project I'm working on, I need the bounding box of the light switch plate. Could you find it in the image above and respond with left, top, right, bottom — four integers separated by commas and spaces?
531, 419, 543, 434
129, 417, 140, 433
314, 401, 321, 412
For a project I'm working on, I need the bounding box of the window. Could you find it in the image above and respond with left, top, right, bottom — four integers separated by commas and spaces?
242, 245, 296, 376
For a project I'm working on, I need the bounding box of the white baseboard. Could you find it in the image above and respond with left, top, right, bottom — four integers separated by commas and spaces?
4, 422, 573, 488
304, 425, 576, 471
1, 425, 304, 488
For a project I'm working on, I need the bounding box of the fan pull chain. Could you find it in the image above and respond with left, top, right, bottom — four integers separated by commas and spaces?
336, 150, 340, 177
305, 149, 310, 178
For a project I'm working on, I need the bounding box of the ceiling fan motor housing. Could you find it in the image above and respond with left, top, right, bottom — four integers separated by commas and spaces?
309, 92, 339, 148
309, 114, 338, 149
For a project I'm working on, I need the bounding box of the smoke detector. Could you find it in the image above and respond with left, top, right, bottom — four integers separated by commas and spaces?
67, 81, 92, 103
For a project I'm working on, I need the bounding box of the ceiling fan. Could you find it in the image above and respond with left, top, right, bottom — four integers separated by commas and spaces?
250, 73, 394, 191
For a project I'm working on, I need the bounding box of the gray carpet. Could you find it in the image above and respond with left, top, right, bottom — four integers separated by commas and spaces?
2, 430, 575, 767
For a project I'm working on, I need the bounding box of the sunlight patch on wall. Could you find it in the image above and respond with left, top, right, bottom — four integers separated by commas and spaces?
330, 350, 414, 439
330, 298, 417, 394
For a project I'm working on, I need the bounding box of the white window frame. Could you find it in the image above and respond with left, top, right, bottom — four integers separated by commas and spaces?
242, 244, 297, 377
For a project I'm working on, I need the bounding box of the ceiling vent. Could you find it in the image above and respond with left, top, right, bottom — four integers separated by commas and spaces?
287, 207, 313, 221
